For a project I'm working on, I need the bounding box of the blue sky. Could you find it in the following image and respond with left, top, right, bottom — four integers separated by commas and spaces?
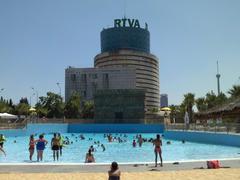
0, 0, 240, 105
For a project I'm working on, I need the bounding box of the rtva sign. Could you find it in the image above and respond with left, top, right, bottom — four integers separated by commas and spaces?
114, 18, 148, 29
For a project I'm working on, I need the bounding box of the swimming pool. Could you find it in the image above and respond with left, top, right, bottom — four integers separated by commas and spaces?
0, 133, 240, 163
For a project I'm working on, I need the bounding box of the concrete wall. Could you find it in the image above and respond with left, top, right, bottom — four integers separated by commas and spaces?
68, 124, 164, 133
26, 124, 68, 134
0, 123, 164, 137
0, 124, 69, 137
164, 131, 240, 147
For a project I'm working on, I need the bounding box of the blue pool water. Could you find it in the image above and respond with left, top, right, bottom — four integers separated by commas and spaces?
0, 133, 239, 163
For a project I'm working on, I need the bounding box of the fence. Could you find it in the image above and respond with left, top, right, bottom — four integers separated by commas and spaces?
27, 118, 95, 124
165, 123, 240, 134
0, 119, 27, 130
0, 118, 95, 129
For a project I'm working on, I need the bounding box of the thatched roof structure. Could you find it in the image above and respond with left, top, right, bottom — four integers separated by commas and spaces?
194, 98, 240, 120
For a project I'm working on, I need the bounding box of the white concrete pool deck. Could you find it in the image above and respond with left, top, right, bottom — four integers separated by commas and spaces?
0, 158, 240, 173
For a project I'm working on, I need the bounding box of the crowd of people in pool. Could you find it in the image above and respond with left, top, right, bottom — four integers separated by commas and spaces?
0, 133, 185, 168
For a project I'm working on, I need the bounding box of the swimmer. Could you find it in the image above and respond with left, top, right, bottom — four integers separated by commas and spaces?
101, 144, 106, 152
80, 134, 85, 140
58, 133, 64, 156
85, 149, 95, 163
35, 134, 48, 162
29, 135, 35, 161
0, 147, 6, 156
138, 134, 143, 147
166, 141, 171, 145
51, 133, 60, 161
107, 134, 113, 142
182, 140, 185, 144
132, 140, 136, 147
153, 134, 163, 167
89, 145, 96, 152
0, 134, 6, 148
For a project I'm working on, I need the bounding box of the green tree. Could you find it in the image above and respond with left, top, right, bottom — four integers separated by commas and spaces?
15, 103, 30, 115
35, 103, 48, 118
228, 85, 240, 98
196, 92, 227, 112
0, 97, 13, 113
82, 101, 94, 119
9, 99, 13, 108
64, 93, 81, 118
205, 91, 218, 109
215, 92, 228, 105
0, 101, 11, 113
149, 107, 159, 113
37, 92, 64, 118
19, 97, 29, 105
195, 97, 207, 112
169, 104, 185, 123
182, 93, 195, 123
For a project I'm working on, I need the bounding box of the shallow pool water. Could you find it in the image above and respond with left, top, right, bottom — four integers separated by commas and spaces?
0, 133, 239, 163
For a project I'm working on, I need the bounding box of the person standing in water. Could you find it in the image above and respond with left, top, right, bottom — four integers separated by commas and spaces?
51, 133, 60, 161
35, 134, 48, 162
0, 134, 6, 148
58, 133, 64, 156
85, 149, 95, 163
138, 134, 143, 147
153, 134, 163, 167
29, 135, 35, 161
132, 140, 136, 147
0, 147, 6, 156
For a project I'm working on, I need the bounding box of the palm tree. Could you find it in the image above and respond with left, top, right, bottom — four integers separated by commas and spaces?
195, 97, 207, 112
182, 93, 195, 123
228, 85, 240, 98
215, 92, 228, 105
205, 91, 217, 109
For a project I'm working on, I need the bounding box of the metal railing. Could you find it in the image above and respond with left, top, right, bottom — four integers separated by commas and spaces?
165, 123, 240, 134
0, 119, 27, 130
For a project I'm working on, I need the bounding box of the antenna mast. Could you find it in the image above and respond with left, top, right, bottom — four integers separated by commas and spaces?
216, 61, 221, 96
123, 0, 127, 18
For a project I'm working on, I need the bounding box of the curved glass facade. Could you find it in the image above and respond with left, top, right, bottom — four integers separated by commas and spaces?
101, 27, 150, 53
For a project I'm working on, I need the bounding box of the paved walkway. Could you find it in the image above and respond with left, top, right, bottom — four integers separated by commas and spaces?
0, 159, 239, 173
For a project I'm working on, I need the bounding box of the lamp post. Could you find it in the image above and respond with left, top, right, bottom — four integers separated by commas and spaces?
56, 82, 61, 97
31, 87, 38, 106
29, 93, 35, 107
31, 87, 39, 122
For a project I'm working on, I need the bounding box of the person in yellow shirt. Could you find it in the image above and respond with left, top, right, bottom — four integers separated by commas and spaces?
57, 133, 64, 156
0, 134, 6, 148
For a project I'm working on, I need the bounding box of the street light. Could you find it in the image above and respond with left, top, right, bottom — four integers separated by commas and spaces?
56, 82, 61, 97
31, 87, 38, 106
29, 93, 35, 107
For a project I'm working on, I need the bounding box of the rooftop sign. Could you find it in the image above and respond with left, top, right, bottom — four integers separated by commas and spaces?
114, 18, 148, 29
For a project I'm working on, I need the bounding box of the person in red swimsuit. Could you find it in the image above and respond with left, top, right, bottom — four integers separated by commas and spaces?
153, 134, 162, 167
29, 134, 35, 161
